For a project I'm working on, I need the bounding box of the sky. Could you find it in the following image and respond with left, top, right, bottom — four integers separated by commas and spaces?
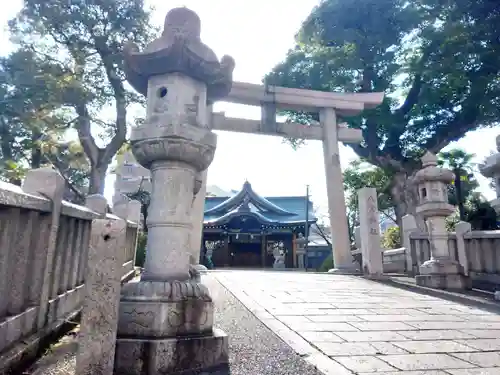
1, 0, 498, 213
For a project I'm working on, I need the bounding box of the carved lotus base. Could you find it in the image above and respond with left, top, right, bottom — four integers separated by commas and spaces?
131, 136, 216, 172
114, 328, 229, 375
117, 280, 214, 338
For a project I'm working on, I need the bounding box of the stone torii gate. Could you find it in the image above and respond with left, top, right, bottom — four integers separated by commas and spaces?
189, 82, 384, 273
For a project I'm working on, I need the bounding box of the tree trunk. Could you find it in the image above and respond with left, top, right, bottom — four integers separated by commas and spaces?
390, 171, 425, 231
454, 169, 466, 221
30, 130, 42, 169
88, 166, 107, 195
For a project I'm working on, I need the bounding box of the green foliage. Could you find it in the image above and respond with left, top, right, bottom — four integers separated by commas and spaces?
341, 149, 479, 232
8, 0, 157, 193
318, 253, 333, 272
135, 231, 147, 268
0, 49, 89, 199
446, 214, 460, 232
381, 226, 402, 249
464, 194, 498, 230
343, 159, 396, 233
438, 149, 478, 220
266, 0, 500, 220
447, 193, 498, 231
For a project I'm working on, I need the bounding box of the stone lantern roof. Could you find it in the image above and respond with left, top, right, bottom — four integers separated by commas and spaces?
479, 134, 500, 177
413, 151, 454, 184
123, 7, 235, 102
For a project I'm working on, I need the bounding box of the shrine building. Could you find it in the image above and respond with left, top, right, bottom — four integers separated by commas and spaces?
202, 181, 317, 268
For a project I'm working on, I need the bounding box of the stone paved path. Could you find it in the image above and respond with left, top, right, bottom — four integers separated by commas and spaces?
215, 270, 500, 375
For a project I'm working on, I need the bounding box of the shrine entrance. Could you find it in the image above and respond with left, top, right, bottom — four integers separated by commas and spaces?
228, 234, 262, 268
201, 181, 310, 269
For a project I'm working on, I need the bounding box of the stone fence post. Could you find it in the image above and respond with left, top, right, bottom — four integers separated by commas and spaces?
455, 221, 472, 276
114, 198, 142, 224
114, 198, 142, 269
21, 167, 66, 329
401, 214, 418, 275
76, 195, 126, 375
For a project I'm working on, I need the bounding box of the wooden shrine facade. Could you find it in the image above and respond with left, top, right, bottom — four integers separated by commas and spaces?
201, 181, 317, 268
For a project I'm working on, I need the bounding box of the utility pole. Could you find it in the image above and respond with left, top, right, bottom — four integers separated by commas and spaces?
304, 184, 310, 271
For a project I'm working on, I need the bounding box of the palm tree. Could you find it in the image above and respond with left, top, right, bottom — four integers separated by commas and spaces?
438, 149, 477, 221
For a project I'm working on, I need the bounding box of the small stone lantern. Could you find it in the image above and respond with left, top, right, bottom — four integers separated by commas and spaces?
414, 151, 470, 289
479, 134, 500, 213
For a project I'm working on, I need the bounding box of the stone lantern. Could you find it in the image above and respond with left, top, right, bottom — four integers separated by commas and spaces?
479, 134, 500, 213
294, 233, 308, 269
113, 8, 234, 374
414, 151, 470, 289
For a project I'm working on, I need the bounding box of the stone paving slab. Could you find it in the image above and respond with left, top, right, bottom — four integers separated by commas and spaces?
25, 273, 328, 375
215, 270, 500, 374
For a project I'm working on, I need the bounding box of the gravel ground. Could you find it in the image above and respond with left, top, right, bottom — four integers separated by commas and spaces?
206, 275, 325, 375
25, 275, 325, 375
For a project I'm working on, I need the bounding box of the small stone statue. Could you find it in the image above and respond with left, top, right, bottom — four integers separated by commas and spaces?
273, 247, 286, 269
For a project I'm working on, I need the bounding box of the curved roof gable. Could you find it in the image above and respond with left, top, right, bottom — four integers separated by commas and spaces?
204, 181, 295, 216
204, 210, 307, 226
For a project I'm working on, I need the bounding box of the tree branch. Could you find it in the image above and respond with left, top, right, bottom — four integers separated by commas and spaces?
424, 64, 497, 152
380, 209, 397, 224
43, 154, 85, 202
395, 39, 437, 117
312, 222, 332, 246
94, 37, 128, 164
75, 103, 99, 165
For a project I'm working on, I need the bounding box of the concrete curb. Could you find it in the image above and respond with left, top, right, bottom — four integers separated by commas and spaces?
214, 274, 354, 375
377, 277, 500, 314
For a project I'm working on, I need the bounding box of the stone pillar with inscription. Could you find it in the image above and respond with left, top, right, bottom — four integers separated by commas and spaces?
358, 187, 383, 277
414, 152, 471, 289
114, 8, 235, 374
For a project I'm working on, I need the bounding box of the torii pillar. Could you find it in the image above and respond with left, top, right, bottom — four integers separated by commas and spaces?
321, 108, 360, 273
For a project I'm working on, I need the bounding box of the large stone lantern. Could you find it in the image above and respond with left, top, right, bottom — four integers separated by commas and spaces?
479, 134, 500, 213
414, 152, 470, 289
114, 8, 234, 374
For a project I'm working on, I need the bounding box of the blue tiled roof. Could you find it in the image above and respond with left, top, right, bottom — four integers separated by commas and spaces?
203, 181, 317, 226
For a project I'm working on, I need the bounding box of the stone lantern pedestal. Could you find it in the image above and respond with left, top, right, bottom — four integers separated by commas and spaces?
113, 8, 235, 374
414, 152, 471, 290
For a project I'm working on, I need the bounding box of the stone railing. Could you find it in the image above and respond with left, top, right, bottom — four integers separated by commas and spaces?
408, 232, 459, 275
382, 248, 407, 273
351, 247, 407, 274
407, 227, 500, 291
461, 230, 500, 291
0, 168, 139, 372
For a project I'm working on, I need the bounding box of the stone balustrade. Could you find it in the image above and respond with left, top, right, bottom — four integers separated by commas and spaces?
0, 168, 140, 373
382, 248, 407, 273
350, 247, 408, 274
406, 229, 500, 291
